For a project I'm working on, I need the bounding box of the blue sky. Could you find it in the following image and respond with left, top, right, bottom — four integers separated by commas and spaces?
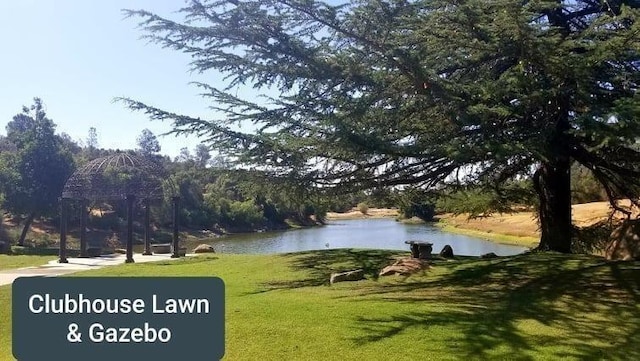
0, 0, 220, 158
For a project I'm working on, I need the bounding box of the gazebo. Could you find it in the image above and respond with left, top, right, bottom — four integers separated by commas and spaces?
58, 152, 179, 264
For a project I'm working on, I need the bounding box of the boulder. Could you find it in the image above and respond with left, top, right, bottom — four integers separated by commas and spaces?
330, 269, 365, 284
379, 257, 430, 277
439, 245, 454, 258
480, 252, 497, 259
605, 219, 640, 261
193, 244, 216, 254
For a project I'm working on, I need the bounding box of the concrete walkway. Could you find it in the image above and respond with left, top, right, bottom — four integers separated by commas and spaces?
0, 253, 189, 286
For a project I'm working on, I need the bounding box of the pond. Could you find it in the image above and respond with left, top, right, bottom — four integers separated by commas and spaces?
181, 218, 529, 256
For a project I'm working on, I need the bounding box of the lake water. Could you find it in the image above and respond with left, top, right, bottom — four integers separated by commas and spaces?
182, 218, 529, 256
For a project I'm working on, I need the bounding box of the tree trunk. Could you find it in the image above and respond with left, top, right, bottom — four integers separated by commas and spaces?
17, 212, 36, 246
533, 159, 572, 253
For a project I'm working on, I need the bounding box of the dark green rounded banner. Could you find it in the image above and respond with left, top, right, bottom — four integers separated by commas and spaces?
13, 277, 224, 361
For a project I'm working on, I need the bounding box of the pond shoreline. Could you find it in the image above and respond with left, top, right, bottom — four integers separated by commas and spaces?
434, 221, 538, 248
6, 217, 528, 257
178, 218, 528, 256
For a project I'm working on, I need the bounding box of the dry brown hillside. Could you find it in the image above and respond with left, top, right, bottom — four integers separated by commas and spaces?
441, 200, 639, 239
326, 208, 400, 220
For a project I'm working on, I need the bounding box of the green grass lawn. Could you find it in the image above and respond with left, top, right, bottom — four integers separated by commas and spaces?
0, 255, 56, 271
1, 249, 639, 360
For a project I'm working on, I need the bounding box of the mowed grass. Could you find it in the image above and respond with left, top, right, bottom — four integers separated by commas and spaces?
0, 255, 57, 271
1, 249, 640, 360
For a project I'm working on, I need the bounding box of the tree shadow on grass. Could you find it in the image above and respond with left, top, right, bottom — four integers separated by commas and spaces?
251, 248, 405, 293
351, 253, 640, 360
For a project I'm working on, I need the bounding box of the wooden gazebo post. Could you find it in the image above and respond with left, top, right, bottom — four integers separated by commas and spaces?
79, 198, 88, 258
125, 194, 135, 263
171, 196, 180, 258
58, 198, 68, 263
142, 198, 152, 255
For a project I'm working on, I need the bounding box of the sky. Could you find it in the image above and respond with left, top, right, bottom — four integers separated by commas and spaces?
0, 0, 223, 158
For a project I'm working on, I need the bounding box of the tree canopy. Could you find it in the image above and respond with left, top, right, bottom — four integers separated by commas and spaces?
136, 128, 161, 156
0, 98, 75, 245
86, 127, 99, 150
123, 0, 640, 252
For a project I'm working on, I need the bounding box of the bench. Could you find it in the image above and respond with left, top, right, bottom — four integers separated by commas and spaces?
405, 241, 433, 260
151, 243, 172, 254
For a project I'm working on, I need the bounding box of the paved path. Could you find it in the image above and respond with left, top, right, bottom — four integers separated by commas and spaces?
0, 253, 189, 286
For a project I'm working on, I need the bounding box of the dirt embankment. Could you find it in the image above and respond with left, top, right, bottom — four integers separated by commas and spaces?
326, 208, 400, 220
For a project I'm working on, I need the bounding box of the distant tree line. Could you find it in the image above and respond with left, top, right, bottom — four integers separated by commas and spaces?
0, 98, 330, 246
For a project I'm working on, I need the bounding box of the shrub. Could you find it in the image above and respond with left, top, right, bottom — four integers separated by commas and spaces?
401, 203, 436, 222
11, 246, 74, 256
30, 235, 57, 249
357, 202, 369, 215
223, 200, 265, 231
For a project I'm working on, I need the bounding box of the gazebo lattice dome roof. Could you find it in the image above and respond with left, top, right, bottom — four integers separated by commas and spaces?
61, 152, 175, 201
